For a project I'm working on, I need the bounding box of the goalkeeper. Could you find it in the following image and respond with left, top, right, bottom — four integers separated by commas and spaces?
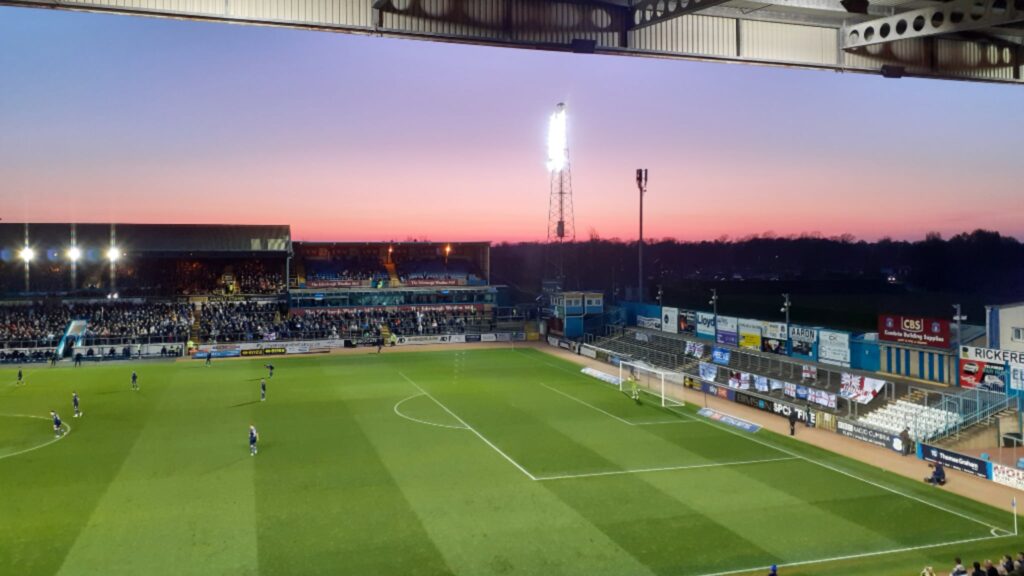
629, 371, 640, 404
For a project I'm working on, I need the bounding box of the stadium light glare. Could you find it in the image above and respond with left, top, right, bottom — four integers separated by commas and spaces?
68, 246, 82, 262
546, 103, 568, 173
107, 246, 122, 262
19, 246, 34, 263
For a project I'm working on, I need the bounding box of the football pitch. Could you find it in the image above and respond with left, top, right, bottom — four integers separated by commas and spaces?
1, 347, 1020, 576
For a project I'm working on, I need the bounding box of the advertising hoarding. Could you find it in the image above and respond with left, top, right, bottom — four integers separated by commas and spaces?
878, 314, 951, 349
716, 316, 738, 346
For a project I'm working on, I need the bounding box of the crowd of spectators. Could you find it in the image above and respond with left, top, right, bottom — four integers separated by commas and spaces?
938, 553, 1024, 575
306, 258, 388, 287
234, 261, 285, 294
0, 305, 73, 347
283, 308, 489, 339
195, 304, 495, 342
0, 302, 193, 348
198, 301, 286, 342
79, 302, 193, 342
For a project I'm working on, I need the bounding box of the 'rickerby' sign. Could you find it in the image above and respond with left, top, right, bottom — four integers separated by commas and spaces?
960, 346, 1024, 367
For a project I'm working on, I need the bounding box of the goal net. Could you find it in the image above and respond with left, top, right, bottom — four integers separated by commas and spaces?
618, 361, 686, 409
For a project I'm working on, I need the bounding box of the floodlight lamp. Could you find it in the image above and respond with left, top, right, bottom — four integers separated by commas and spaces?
19, 246, 34, 263
107, 246, 122, 262
68, 246, 82, 262
546, 103, 568, 172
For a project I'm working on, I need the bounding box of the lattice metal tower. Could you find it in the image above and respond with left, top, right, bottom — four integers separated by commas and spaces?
544, 102, 575, 288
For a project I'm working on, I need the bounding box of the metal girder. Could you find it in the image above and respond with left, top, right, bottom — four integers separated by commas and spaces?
844, 0, 1024, 49
373, 0, 630, 36
630, 0, 736, 29
1, 0, 1021, 84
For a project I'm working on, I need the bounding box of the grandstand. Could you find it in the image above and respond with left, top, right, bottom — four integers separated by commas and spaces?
0, 225, 509, 363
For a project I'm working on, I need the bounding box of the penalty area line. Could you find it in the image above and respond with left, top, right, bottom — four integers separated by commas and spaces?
696, 532, 1013, 576
397, 372, 537, 481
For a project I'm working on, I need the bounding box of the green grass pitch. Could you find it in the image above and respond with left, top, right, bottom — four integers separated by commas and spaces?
1, 347, 1021, 576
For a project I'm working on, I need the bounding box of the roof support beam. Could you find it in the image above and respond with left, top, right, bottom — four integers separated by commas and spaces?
630, 0, 736, 29
843, 0, 1024, 49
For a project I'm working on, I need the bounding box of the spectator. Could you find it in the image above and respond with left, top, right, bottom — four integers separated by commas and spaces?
971, 561, 985, 576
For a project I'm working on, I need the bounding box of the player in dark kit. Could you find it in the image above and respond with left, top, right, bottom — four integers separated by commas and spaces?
50, 411, 63, 438
16, 369, 23, 385
265, 364, 274, 379
72, 392, 81, 418
788, 409, 798, 436
260, 378, 266, 402
205, 353, 212, 366
249, 425, 259, 456
131, 371, 139, 391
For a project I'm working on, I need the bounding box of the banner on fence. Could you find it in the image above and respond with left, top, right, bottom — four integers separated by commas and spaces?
712, 347, 731, 365
699, 362, 718, 381
685, 341, 705, 358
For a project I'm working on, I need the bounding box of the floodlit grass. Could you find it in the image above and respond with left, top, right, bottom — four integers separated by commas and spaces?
0, 347, 1019, 576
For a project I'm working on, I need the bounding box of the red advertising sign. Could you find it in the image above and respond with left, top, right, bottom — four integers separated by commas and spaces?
878, 315, 950, 349
959, 358, 1007, 393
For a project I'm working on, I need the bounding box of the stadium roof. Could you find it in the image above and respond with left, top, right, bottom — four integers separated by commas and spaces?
4, 0, 1021, 84
0, 223, 291, 254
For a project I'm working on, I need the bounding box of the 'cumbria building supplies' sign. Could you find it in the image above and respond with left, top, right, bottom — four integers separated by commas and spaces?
878, 315, 950, 349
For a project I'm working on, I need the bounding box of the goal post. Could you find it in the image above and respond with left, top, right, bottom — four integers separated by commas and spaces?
618, 361, 685, 408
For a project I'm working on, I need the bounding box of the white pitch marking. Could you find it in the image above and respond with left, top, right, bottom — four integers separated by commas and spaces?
534, 456, 798, 481
692, 410, 1005, 532
695, 532, 1011, 576
393, 394, 467, 430
398, 372, 537, 481
0, 413, 71, 462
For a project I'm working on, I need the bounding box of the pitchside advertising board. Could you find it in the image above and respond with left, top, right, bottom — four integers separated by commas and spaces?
661, 307, 679, 334
919, 443, 991, 479
878, 314, 951, 349
836, 420, 904, 453
731, 390, 817, 426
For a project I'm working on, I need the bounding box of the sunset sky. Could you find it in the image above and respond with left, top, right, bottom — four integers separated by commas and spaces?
1, 6, 1022, 243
